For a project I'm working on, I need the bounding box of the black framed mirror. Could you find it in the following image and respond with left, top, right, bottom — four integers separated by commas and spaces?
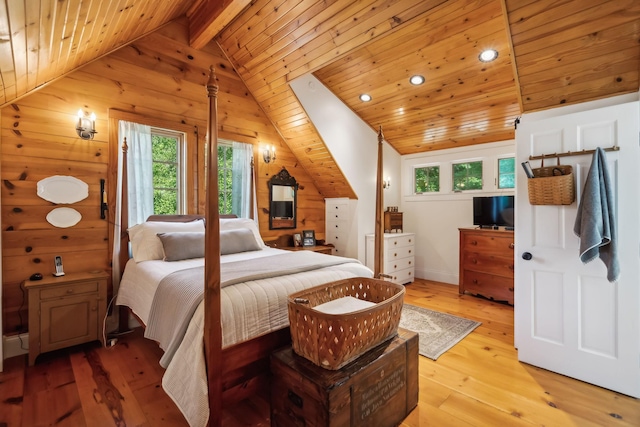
268, 167, 298, 229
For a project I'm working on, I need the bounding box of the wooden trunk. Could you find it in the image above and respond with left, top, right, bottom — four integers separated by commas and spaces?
270, 328, 418, 427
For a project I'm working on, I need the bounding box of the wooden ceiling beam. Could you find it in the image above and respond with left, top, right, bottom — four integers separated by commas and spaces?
188, 0, 252, 49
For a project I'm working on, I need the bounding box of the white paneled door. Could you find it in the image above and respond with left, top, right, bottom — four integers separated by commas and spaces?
515, 101, 640, 398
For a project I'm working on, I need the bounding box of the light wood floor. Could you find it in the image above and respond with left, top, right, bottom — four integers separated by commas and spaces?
1, 279, 638, 426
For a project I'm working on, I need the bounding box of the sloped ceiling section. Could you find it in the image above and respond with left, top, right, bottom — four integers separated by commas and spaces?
0, 0, 192, 105
208, 0, 639, 197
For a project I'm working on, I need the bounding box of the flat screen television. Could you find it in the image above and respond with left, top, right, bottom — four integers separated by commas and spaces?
473, 195, 514, 228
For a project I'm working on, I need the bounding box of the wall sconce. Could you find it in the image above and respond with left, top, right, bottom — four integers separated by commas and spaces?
383, 177, 391, 189
76, 109, 97, 140
262, 145, 276, 163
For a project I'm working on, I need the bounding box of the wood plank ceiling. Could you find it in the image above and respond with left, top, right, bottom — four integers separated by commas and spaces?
1, 0, 638, 199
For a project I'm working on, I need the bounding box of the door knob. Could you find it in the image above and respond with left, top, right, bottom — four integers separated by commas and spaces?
522, 252, 533, 260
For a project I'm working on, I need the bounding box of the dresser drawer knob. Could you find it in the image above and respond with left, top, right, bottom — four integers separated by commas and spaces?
472, 279, 478, 284
408, 261, 412, 265
408, 249, 412, 254
335, 224, 338, 228
470, 240, 478, 245
393, 241, 398, 246
509, 243, 515, 249
508, 264, 514, 270
66, 289, 74, 294
472, 258, 477, 264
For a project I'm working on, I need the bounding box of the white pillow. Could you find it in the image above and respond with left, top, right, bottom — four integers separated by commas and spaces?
128, 220, 205, 262
219, 218, 266, 248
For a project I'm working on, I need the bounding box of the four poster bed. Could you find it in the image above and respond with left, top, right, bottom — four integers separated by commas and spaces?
114, 68, 388, 427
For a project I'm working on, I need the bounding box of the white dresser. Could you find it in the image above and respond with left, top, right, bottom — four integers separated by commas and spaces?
365, 233, 415, 285
325, 198, 357, 258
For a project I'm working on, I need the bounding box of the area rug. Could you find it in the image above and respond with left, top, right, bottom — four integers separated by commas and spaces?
399, 304, 481, 360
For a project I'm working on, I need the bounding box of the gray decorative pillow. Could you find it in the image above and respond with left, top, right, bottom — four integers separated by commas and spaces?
157, 232, 205, 261
220, 228, 262, 255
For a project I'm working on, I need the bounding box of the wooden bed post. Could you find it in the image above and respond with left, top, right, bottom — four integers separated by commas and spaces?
117, 138, 130, 333
374, 126, 385, 278
204, 66, 223, 427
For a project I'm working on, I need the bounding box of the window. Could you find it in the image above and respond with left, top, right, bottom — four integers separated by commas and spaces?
452, 160, 483, 191
218, 143, 233, 214
498, 157, 515, 189
414, 165, 440, 193
217, 139, 254, 218
151, 127, 185, 215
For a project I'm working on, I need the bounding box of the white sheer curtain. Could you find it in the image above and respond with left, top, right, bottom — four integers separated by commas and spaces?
231, 141, 256, 219
118, 121, 154, 226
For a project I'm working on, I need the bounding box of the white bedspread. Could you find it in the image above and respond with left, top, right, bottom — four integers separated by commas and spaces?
116, 247, 373, 427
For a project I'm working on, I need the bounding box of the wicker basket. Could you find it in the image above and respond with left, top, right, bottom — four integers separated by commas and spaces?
287, 277, 405, 370
528, 160, 575, 205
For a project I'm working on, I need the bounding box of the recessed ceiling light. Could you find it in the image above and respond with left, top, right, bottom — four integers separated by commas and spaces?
409, 75, 425, 85
479, 49, 498, 63
359, 94, 372, 102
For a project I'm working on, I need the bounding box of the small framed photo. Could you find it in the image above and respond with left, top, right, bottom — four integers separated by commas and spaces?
293, 233, 302, 247
302, 230, 316, 247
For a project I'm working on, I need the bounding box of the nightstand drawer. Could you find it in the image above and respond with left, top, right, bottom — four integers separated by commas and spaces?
40, 281, 99, 299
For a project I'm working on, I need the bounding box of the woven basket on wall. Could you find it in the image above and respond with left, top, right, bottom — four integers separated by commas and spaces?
287, 277, 405, 370
527, 160, 575, 205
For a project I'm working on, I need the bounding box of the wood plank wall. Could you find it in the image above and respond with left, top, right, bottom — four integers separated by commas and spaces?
0, 18, 326, 336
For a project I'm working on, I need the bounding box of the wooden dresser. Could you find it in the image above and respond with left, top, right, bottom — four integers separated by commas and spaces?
365, 232, 415, 285
459, 228, 514, 305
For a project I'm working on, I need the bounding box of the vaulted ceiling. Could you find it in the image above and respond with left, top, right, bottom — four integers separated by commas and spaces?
1, 0, 638, 197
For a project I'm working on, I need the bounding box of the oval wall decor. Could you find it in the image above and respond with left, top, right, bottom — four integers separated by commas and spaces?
46, 207, 82, 228
37, 175, 89, 204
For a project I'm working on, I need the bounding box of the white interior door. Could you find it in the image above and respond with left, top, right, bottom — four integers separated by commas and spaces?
515, 101, 640, 398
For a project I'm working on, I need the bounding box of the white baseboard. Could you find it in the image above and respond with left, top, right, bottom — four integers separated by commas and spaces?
416, 268, 458, 285
3, 333, 29, 360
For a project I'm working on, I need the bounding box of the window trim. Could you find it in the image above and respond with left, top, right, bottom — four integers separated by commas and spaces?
150, 126, 187, 215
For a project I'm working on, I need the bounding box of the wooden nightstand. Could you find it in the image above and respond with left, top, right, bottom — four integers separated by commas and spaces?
25, 270, 108, 365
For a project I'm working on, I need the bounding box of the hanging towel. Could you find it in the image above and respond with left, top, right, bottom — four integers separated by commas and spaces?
573, 147, 619, 282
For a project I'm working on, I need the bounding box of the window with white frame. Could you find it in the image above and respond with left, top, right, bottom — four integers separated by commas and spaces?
414, 165, 440, 193
218, 142, 233, 215
151, 127, 185, 215
452, 160, 483, 191
497, 157, 515, 189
